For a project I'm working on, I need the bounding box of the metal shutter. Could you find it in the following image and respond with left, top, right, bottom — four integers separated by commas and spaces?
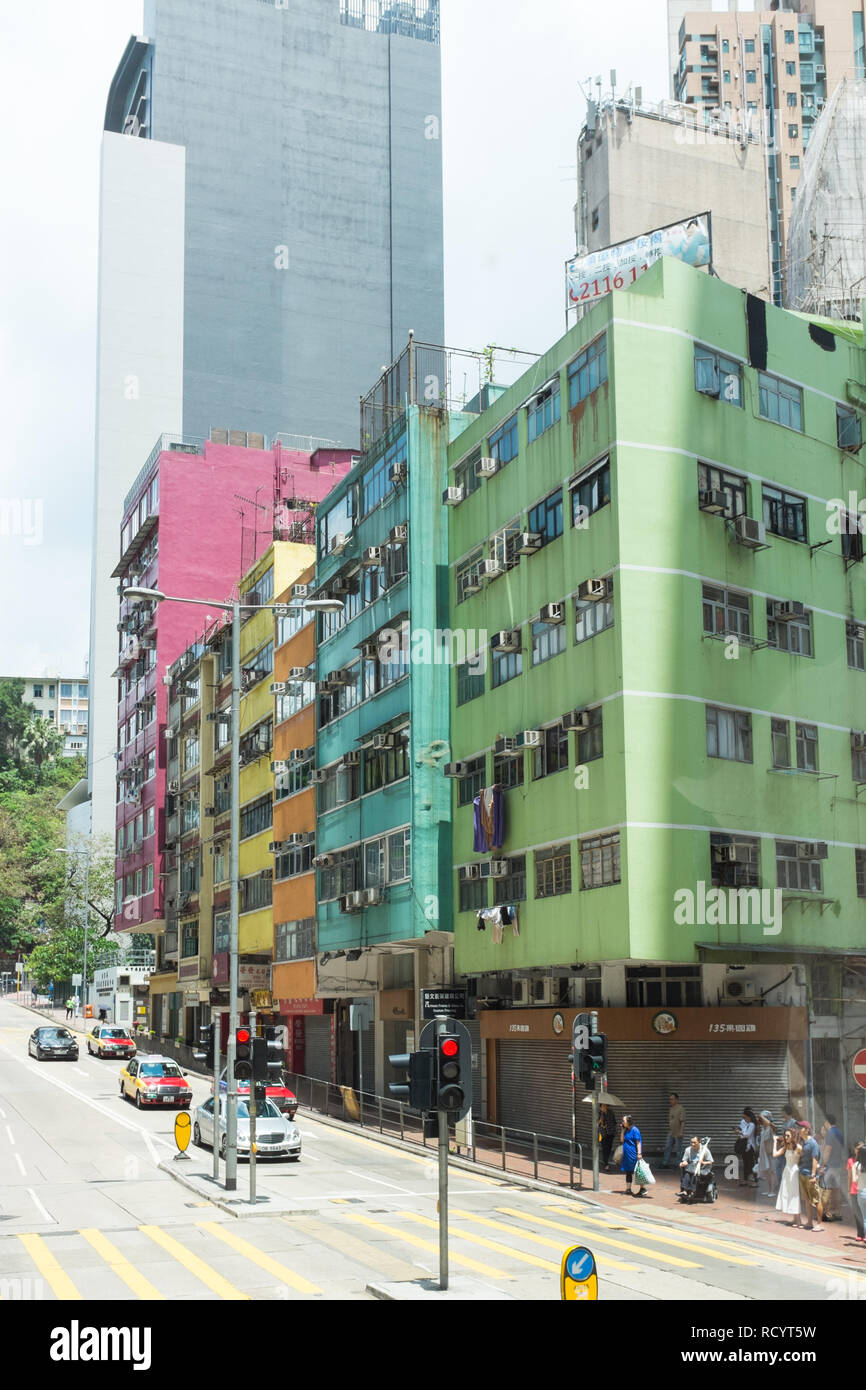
497, 1040, 790, 1155
359, 1019, 375, 1098
304, 1016, 332, 1081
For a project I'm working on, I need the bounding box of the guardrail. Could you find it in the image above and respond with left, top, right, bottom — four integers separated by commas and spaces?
283, 1071, 584, 1189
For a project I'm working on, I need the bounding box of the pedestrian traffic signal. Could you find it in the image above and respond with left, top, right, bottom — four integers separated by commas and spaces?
436, 1029, 471, 1119
388, 1050, 437, 1111
584, 1032, 607, 1090
251, 1035, 268, 1084
263, 1025, 283, 1085
234, 1025, 252, 1081
193, 1022, 214, 1070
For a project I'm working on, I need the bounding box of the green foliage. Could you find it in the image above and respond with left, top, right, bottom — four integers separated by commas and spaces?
27, 925, 119, 988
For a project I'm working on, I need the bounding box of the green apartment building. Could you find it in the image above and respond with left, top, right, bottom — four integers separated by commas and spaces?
446, 257, 866, 1148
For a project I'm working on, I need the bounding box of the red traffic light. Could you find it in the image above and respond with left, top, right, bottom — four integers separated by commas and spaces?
237, 1027, 250, 1044
440, 1038, 458, 1057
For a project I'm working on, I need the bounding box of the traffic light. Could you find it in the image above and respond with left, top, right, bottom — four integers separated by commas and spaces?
388, 1050, 437, 1111
584, 1032, 607, 1090
234, 1025, 252, 1081
436, 1029, 471, 1119
264, 1025, 284, 1085
193, 1022, 214, 1070
251, 1036, 268, 1084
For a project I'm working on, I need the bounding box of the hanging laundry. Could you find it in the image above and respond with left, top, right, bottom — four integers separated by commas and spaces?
472, 786, 505, 851
491, 919, 504, 945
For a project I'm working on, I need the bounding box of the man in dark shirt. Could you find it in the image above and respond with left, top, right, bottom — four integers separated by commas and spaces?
797, 1122, 823, 1231
819, 1116, 845, 1221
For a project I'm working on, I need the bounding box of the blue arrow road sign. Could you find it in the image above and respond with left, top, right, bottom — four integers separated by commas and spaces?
566, 1247, 594, 1281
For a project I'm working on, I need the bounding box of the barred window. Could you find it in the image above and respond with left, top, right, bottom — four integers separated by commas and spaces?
458, 756, 485, 807
710, 833, 759, 888
275, 919, 316, 963
275, 844, 314, 880
577, 706, 603, 764
494, 854, 526, 905
535, 844, 572, 898
363, 736, 409, 793
579, 833, 621, 889
240, 873, 272, 912
181, 921, 199, 958
457, 658, 485, 705
533, 724, 569, 780
776, 840, 822, 892
240, 795, 272, 841
493, 751, 523, 790
459, 877, 488, 912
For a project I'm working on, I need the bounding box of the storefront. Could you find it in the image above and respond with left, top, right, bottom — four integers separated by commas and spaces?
482, 1007, 808, 1153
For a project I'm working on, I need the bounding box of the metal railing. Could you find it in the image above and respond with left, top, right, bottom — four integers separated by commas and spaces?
283, 1071, 584, 1189
340, 0, 440, 44
124, 434, 206, 513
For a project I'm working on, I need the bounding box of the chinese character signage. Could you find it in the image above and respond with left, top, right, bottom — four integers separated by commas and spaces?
566, 212, 712, 308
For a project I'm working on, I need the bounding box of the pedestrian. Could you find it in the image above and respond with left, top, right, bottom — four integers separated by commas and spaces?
733, 1107, 759, 1186
756, 1110, 778, 1197
851, 1144, 866, 1243
818, 1115, 845, 1222
774, 1127, 801, 1223
775, 1105, 797, 1189
599, 1103, 617, 1172
846, 1142, 865, 1242
621, 1115, 648, 1198
796, 1122, 824, 1231
662, 1092, 685, 1169
678, 1135, 713, 1199
65, 996, 74, 1021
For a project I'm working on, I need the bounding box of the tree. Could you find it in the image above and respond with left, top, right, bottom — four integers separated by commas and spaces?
21, 717, 66, 785
0, 679, 33, 771
0, 759, 88, 953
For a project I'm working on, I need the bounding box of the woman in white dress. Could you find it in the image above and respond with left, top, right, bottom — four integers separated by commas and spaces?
774, 1127, 801, 1221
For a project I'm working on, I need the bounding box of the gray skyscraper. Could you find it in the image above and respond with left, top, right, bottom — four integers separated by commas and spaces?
87, 0, 444, 838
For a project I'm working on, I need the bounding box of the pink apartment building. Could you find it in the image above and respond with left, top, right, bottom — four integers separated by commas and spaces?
112, 434, 355, 935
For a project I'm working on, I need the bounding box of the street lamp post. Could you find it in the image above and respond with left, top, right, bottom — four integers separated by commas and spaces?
123, 584, 341, 1193
56, 845, 91, 1018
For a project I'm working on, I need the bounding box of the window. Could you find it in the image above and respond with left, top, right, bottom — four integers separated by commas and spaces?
723, 70, 730, 83
240, 795, 272, 840
490, 521, 522, 572
626, 965, 701, 1008
240, 873, 272, 912
459, 877, 487, 912
275, 844, 314, 880
531, 616, 566, 666
575, 582, 614, 644
591, 207, 599, 230
722, 39, 729, 53
580, 832, 621, 889
788, 123, 799, 138
277, 604, 314, 646
458, 756, 485, 807
363, 736, 409, 793
214, 775, 231, 815
766, 599, 812, 656
320, 848, 360, 902
746, 69, 756, 83
48, 685, 55, 698
528, 487, 563, 546
702, 584, 751, 641
494, 854, 526, 905
493, 751, 523, 790
213, 843, 228, 886
710, 833, 759, 889
386, 827, 412, 883
842, 518, 864, 565
275, 752, 313, 801
144, 864, 154, 894
181, 798, 199, 834
275, 919, 316, 963
533, 724, 570, 780
568, 334, 607, 407
456, 658, 485, 706
488, 415, 519, 467
181, 921, 199, 959
706, 705, 753, 762
790, 154, 800, 168
784, 30, 794, 45
456, 549, 484, 604
318, 483, 357, 556
61, 683, 72, 698
491, 638, 522, 689
535, 844, 572, 898
857, 849, 866, 898
776, 840, 822, 892
317, 759, 359, 813
180, 851, 200, 894
694, 345, 742, 406
795, 722, 818, 772
786, 61, 796, 76
787, 91, 798, 106
183, 734, 199, 773
837, 405, 862, 451
145, 750, 156, 781
454, 447, 482, 500
577, 705, 603, 763
771, 717, 791, 769
362, 435, 406, 515
745, 38, 755, 53
697, 462, 747, 520
762, 484, 807, 543
276, 677, 316, 721
852, 734, 866, 782
527, 381, 561, 442
848, 623, 865, 671
759, 371, 803, 431
241, 565, 273, 618
33, 684, 43, 698
134, 869, 142, 897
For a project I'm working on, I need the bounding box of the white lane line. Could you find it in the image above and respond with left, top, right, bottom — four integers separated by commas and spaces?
14, 1153, 26, 1176
299, 1152, 321, 1162
0, 1105, 6, 1119
6, 1125, 15, 1145
343, 1167, 416, 1193
27, 1188, 52, 1222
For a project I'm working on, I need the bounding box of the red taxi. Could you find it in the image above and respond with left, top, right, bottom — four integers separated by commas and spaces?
119, 1056, 193, 1108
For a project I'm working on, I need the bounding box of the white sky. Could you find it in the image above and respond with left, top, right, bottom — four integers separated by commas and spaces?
0, 0, 716, 675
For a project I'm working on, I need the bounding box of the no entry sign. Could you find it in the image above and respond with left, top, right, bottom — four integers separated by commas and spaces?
853, 1048, 866, 1091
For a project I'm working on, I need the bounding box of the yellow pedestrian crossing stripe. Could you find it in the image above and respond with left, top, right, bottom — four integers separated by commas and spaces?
450, 1208, 639, 1272
138, 1225, 249, 1300
495, 1206, 700, 1268
198, 1222, 323, 1296
79, 1230, 165, 1300
346, 1212, 513, 1279
16, 1233, 82, 1301
542, 1206, 759, 1266
402, 1210, 558, 1272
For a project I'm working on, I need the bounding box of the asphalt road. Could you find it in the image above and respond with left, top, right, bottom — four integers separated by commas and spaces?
2, 996, 865, 1303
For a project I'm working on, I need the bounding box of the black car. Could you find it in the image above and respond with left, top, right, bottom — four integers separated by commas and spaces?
29, 1026, 79, 1061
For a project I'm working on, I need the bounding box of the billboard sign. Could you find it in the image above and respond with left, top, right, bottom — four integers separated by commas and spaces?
567, 212, 712, 309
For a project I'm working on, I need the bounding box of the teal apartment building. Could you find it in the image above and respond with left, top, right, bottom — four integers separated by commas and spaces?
446, 258, 866, 1147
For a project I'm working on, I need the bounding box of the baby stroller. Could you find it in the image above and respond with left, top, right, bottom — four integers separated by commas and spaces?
678, 1137, 718, 1204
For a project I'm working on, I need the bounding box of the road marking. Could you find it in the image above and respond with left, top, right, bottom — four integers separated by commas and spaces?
302, 1117, 502, 1184
27, 1189, 52, 1222
496, 1206, 700, 1268
543, 1205, 760, 1265
80, 1229, 166, 1300
198, 1222, 323, 1296
403, 1210, 559, 1273
138, 1226, 250, 1300
0, 1106, 6, 1119
344, 1167, 416, 1193
5, 1126, 14, 1145
14, 1154, 26, 1176
450, 1207, 639, 1271
347, 1212, 512, 1279
17, 1234, 82, 1300
289, 1214, 427, 1282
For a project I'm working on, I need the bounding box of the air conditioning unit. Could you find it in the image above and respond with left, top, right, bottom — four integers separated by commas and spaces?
389, 524, 408, 544
270, 760, 288, 775
459, 864, 481, 881
372, 733, 398, 751
483, 557, 505, 579
340, 750, 361, 767
512, 979, 530, 1006
290, 583, 309, 599
313, 853, 335, 868
312, 769, 329, 784
521, 730, 542, 748
274, 772, 290, 792
443, 486, 465, 506
475, 456, 498, 478
712, 845, 740, 864
491, 629, 520, 653
270, 682, 287, 696
362, 887, 382, 906
490, 859, 509, 878
316, 681, 333, 695
167, 779, 180, 795
578, 578, 609, 602
797, 841, 828, 860
517, 532, 542, 555
328, 669, 354, 686
847, 623, 865, 642
287, 833, 307, 846
443, 762, 468, 778
289, 667, 311, 681
539, 602, 564, 625
330, 533, 349, 554
494, 736, 521, 757
699, 488, 727, 514
562, 708, 590, 730
733, 515, 768, 549
340, 891, 364, 913
389, 461, 407, 484
461, 570, 483, 596
268, 841, 285, 855
331, 578, 354, 596
852, 731, 866, 751
773, 600, 805, 622
723, 979, 756, 1001
204, 806, 215, 817
362, 546, 382, 567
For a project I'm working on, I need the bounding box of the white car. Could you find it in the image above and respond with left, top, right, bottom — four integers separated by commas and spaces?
193, 1096, 302, 1161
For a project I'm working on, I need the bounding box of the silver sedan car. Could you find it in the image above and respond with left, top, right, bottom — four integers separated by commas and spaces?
193, 1096, 301, 1160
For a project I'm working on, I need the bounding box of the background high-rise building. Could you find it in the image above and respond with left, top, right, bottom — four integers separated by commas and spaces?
88, 0, 444, 842
19, 677, 89, 759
